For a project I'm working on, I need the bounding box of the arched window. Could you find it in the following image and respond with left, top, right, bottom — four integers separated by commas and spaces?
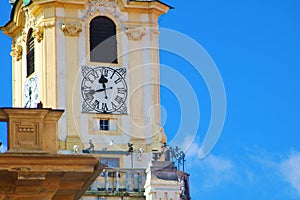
90, 16, 118, 63
26, 29, 35, 77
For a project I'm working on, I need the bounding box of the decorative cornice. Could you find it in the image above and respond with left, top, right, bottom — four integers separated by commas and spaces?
61, 23, 82, 36
81, 0, 122, 25
125, 26, 146, 40
21, 7, 44, 43
10, 44, 23, 61
42, 20, 56, 28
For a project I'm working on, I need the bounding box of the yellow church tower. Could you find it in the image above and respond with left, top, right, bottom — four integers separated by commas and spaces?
2, 0, 191, 199
3, 0, 169, 157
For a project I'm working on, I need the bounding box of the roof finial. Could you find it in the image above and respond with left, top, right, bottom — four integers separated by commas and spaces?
9, 0, 16, 5
37, 101, 43, 109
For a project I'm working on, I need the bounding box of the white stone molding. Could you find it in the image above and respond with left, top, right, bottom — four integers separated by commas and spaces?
81, 0, 122, 24
33, 26, 44, 42
61, 23, 83, 36
10, 44, 23, 61
125, 26, 146, 40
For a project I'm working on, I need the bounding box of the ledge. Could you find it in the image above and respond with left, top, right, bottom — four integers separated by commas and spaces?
0, 153, 104, 200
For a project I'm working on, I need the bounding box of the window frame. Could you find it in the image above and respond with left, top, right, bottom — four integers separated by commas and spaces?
89, 16, 118, 64
99, 119, 110, 131
26, 28, 35, 77
89, 115, 121, 135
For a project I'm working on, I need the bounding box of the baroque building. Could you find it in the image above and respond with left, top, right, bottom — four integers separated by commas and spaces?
1, 0, 191, 199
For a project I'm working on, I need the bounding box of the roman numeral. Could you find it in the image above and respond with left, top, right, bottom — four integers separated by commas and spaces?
110, 70, 116, 79
117, 68, 126, 78
114, 78, 122, 84
92, 100, 100, 109
102, 103, 108, 111
114, 95, 124, 104
84, 90, 94, 101
94, 68, 102, 78
117, 88, 127, 94
111, 102, 117, 109
102, 68, 108, 77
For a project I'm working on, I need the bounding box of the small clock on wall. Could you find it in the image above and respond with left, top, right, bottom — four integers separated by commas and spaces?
23, 0, 32, 6
81, 66, 128, 114
23, 74, 39, 108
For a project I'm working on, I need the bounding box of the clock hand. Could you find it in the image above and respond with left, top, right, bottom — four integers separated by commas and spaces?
98, 74, 109, 98
25, 100, 30, 108
29, 87, 32, 100
95, 87, 113, 92
86, 87, 113, 95
102, 83, 108, 99
25, 97, 32, 108
99, 74, 108, 84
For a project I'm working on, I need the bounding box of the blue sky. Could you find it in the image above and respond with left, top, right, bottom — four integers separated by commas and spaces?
1, 0, 300, 199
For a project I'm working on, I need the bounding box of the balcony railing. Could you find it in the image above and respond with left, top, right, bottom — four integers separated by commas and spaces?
85, 167, 191, 200
86, 167, 146, 196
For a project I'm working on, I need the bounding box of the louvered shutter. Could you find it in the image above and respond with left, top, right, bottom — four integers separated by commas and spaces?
90, 16, 118, 63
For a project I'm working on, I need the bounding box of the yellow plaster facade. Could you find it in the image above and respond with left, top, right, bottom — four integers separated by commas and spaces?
0, 1, 195, 199
2, 0, 170, 168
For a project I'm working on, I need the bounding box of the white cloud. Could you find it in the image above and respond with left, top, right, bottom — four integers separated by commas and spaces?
179, 136, 236, 189
204, 154, 234, 172
184, 147, 235, 189
182, 143, 300, 198
0, 144, 7, 153
181, 137, 233, 170
181, 138, 300, 197
185, 141, 201, 158
245, 149, 300, 198
199, 154, 236, 189
280, 152, 300, 197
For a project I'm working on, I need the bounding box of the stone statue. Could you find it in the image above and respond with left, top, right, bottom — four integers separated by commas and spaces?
88, 139, 95, 152
161, 142, 170, 161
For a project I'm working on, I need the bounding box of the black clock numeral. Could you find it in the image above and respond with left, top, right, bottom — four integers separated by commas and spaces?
117, 68, 126, 78
110, 70, 116, 79
91, 70, 98, 79
84, 90, 94, 101
111, 102, 117, 109
92, 100, 100, 109
94, 68, 102, 78
114, 95, 124, 104
114, 78, 122, 84
102, 103, 109, 111
117, 88, 127, 94
82, 66, 92, 77
117, 104, 127, 114
102, 68, 108, 77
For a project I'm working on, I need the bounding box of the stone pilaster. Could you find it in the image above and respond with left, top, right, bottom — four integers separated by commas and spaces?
144, 161, 181, 200
0, 108, 63, 154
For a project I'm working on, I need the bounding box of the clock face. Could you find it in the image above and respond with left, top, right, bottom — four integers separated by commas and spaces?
23, 74, 39, 108
81, 66, 127, 114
